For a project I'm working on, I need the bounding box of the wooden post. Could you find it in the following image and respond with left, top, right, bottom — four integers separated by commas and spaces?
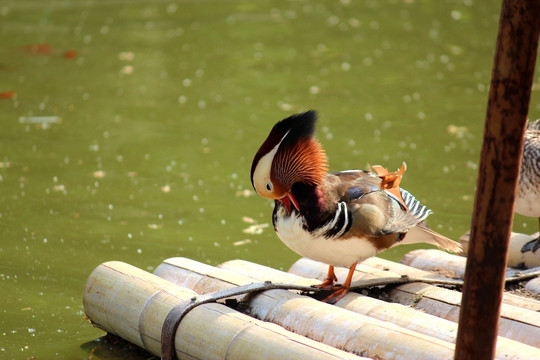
454, 1, 540, 359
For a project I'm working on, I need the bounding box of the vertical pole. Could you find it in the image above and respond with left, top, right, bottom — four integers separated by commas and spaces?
454, 1, 540, 359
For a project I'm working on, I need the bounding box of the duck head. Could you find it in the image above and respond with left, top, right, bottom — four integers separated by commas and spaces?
250, 110, 328, 213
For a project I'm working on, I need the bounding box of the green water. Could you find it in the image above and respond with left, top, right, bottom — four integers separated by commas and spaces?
1, 0, 539, 359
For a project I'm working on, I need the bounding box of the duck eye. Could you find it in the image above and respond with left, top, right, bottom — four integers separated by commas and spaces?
266, 182, 273, 191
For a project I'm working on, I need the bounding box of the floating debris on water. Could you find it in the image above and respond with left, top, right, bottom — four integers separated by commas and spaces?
277, 102, 294, 111
233, 239, 252, 246
447, 124, 469, 138
64, 50, 77, 59
236, 189, 254, 197
93, 170, 106, 179
242, 216, 256, 224
243, 223, 269, 235
53, 184, 66, 192
309, 85, 320, 95
19, 116, 62, 124
120, 65, 134, 75
22, 43, 53, 55
0, 91, 16, 99
118, 52, 135, 61
466, 160, 477, 170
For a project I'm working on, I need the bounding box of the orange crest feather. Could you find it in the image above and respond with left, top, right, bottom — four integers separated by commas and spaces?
274, 137, 328, 190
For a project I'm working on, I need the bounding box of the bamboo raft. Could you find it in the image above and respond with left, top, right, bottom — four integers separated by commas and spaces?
83, 250, 540, 360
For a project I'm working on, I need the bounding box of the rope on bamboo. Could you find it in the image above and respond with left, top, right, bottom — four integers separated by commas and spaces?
160, 281, 321, 360
505, 269, 540, 284
160, 272, 538, 359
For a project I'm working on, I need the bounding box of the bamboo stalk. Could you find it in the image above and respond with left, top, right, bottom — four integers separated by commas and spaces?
400, 249, 466, 278
361, 256, 540, 311
288, 257, 540, 348
525, 277, 540, 295
218, 259, 540, 359
362, 256, 434, 278
401, 249, 540, 284
83, 261, 366, 360
83, 261, 197, 353
155, 257, 457, 360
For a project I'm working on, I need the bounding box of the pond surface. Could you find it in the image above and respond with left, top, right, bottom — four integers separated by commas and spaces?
1, 0, 540, 359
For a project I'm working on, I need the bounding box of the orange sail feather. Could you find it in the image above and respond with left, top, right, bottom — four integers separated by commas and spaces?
370, 162, 408, 210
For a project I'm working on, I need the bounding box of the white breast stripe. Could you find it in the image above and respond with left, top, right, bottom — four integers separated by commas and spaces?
313, 201, 350, 239
274, 204, 376, 267
335, 202, 349, 237
323, 202, 342, 231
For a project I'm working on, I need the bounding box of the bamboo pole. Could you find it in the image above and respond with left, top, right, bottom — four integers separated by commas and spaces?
83, 261, 366, 360
400, 249, 467, 278
455, 0, 540, 358
218, 259, 540, 359
361, 256, 540, 311
288, 257, 540, 348
155, 257, 457, 360
401, 249, 540, 283
525, 277, 540, 294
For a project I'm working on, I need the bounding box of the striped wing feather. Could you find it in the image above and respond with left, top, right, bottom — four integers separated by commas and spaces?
395, 189, 462, 253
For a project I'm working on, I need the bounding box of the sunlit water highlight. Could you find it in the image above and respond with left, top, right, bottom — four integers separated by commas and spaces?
1, 1, 539, 358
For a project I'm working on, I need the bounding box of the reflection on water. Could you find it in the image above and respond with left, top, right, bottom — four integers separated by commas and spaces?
1, 0, 539, 358
80, 335, 157, 360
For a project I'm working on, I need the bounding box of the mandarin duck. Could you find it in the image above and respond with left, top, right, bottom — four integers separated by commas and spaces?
516, 119, 540, 253
250, 110, 462, 303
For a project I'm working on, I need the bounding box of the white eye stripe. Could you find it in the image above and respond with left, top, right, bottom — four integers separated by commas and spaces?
278, 129, 291, 143
252, 130, 291, 196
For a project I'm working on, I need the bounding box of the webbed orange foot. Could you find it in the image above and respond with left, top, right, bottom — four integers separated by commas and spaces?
321, 286, 350, 304
312, 265, 338, 289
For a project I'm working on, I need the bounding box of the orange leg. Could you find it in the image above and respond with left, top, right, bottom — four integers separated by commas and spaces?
313, 265, 338, 289
322, 262, 358, 304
